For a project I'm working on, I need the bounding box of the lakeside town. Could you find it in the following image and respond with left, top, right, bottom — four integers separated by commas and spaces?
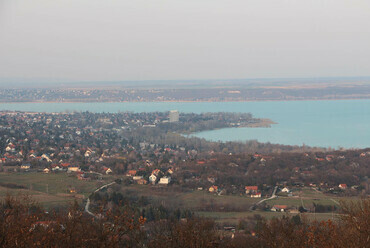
0, 110, 368, 216
1, 0, 369, 245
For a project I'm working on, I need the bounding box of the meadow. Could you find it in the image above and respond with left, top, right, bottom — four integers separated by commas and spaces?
0, 172, 104, 208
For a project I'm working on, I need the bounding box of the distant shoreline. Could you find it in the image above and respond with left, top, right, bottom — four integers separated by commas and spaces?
2, 97, 370, 104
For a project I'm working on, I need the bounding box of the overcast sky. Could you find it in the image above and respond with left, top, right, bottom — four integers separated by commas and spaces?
0, 0, 369, 82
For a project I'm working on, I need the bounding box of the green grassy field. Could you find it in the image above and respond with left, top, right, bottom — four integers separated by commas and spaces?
266, 187, 347, 209
118, 185, 260, 211
197, 211, 340, 224
0, 172, 106, 209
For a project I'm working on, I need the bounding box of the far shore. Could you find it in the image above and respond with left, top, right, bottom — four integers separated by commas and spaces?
1, 97, 370, 104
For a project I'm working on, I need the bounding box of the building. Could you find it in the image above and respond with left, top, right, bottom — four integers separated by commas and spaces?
251, 192, 262, 198
281, 187, 290, 193
169, 110, 179, 123
158, 176, 171, 185
149, 174, 157, 184
271, 205, 288, 212
339, 184, 348, 190
67, 166, 80, 173
133, 176, 143, 181
20, 163, 31, 171
209, 185, 218, 193
245, 186, 258, 194
104, 168, 113, 175
126, 170, 137, 177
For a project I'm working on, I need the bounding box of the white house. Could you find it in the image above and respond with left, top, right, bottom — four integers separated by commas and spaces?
52, 166, 63, 171
281, 187, 290, 193
133, 176, 143, 181
41, 154, 52, 163
251, 192, 262, 198
271, 205, 288, 212
149, 174, 157, 184
104, 168, 113, 174
158, 176, 171, 185
20, 164, 31, 170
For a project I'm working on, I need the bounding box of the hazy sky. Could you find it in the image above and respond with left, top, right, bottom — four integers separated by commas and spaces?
0, 0, 369, 82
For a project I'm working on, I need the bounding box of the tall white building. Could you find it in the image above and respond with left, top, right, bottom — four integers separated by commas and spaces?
169, 110, 179, 122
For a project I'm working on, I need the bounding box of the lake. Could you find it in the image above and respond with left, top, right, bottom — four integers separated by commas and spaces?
1, 100, 370, 148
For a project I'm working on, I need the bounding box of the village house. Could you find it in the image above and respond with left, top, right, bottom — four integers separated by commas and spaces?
103, 167, 112, 175
339, 184, 348, 190
149, 174, 157, 184
51, 165, 63, 171
281, 187, 290, 193
133, 175, 143, 181
151, 169, 160, 176
209, 185, 218, 193
41, 154, 52, 163
245, 186, 258, 194
207, 177, 216, 184
126, 170, 137, 177
67, 166, 80, 173
271, 205, 288, 212
20, 163, 31, 171
158, 176, 171, 185
251, 192, 262, 198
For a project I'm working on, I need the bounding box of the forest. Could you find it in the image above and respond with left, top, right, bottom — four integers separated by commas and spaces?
0, 195, 368, 247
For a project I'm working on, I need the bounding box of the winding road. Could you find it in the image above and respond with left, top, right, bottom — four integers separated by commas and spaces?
85, 181, 117, 217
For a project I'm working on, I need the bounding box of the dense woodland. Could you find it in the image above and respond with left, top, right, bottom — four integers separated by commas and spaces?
0, 196, 368, 247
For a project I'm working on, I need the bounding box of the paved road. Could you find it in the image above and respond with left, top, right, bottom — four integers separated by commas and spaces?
85, 181, 116, 217
250, 186, 278, 210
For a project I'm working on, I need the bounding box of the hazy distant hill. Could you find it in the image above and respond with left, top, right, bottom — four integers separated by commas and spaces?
1, 77, 370, 102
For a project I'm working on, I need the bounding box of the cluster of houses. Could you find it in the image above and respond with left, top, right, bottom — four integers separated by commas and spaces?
208, 185, 262, 198
245, 186, 262, 198
0, 111, 201, 177
125, 168, 173, 186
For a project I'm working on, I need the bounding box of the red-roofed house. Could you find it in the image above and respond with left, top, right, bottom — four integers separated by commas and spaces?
209, 185, 218, 193
245, 186, 258, 194
271, 205, 288, 212
152, 169, 161, 176
126, 170, 137, 177
339, 184, 347, 190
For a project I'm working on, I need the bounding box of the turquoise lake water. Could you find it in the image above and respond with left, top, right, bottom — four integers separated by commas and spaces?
1, 100, 370, 148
